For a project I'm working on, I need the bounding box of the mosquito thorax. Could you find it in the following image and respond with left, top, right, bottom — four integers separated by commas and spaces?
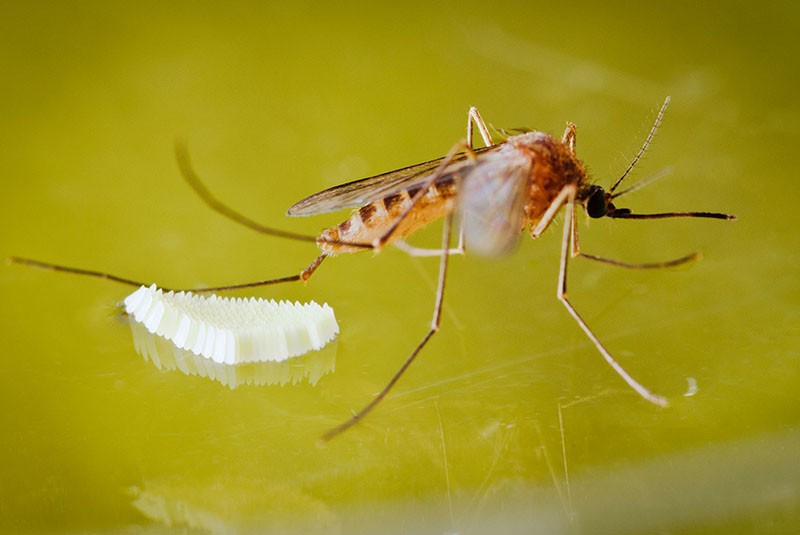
510, 131, 587, 181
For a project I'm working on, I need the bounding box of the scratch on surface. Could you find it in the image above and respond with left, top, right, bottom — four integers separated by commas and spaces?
467, 419, 517, 520
555, 391, 615, 525
390, 343, 577, 402
435, 400, 455, 529
684, 376, 699, 397
534, 420, 568, 518
557, 400, 573, 520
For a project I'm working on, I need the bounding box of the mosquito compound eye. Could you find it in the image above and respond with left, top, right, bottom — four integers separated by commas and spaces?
586, 188, 608, 218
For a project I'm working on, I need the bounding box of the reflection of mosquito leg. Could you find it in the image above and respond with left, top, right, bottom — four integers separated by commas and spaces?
322, 212, 454, 441
556, 188, 669, 407
7, 254, 327, 293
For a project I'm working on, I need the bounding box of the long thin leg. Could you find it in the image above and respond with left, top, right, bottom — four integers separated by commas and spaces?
393, 239, 465, 257
569, 198, 700, 269
467, 107, 493, 147
393, 222, 465, 257
529, 186, 574, 239
556, 188, 669, 407
569, 210, 700, 269
321, 212, 455, 441
367, 108, 505, 256
176, 107, 501, 255
176, 142, 320, 245
187, 253, 326, 291
373, 141, 466, 249
576, 251, 699, 270
7, 254, 326, 293
7, 256, 147, 288
562, 123, 577, 153
175, 142, 373, 250
370, 105, 482, 258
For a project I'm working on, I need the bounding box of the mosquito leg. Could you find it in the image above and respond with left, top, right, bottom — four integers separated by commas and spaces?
372, 140, 467, 250
175, 142, 373, 250
299, 253, 326, 281
393, 221, 465, 257
371, 109, 489, 251
529, 186, 573, 239
562, 123, 577, 153
467, 107, 493, 147
174, 142, 329, 245
555, 188, 669, 407
576, 251, 700, 269
8, 256, 146, 288
321, 212, 454, 441
184, 253, 327, 292
572, 205, 703, 268
393, 239, 465, 257
569, 213, 699, 268
7, 254, 327, 293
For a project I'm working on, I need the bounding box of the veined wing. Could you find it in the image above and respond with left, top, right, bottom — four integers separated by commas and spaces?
287, 145, 499, 217
458, 146, 532, 257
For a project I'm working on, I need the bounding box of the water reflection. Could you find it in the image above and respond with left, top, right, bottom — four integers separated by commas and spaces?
130, 476, 340, 533
127, 317, 336, 388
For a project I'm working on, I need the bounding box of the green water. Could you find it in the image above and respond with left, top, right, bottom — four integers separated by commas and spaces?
1, 2, 798, 533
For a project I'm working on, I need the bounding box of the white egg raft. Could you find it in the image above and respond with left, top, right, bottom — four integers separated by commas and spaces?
123, 284, 339, 364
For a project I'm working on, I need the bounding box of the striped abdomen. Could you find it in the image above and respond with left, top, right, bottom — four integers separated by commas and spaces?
318, 177, 457, 254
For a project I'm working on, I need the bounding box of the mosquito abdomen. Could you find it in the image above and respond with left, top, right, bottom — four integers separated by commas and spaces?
318, 178, 457, 254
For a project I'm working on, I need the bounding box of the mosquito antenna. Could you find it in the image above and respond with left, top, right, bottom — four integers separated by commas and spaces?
610, 166, 673, 199
610, 96, 671, 194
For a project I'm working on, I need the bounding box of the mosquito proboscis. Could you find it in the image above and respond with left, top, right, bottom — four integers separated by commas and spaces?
10, 97, 735, 441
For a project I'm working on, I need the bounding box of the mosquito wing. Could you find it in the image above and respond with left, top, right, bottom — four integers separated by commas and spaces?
287, 145, 498, 217
458, 146, 531, 257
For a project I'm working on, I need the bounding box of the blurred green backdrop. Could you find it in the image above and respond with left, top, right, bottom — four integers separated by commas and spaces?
1, 2, 798, 533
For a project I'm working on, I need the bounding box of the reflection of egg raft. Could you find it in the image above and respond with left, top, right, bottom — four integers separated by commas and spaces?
123, 284, 339, 364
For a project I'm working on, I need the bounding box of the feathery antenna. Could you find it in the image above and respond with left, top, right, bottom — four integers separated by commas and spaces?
610, 96, 670, 194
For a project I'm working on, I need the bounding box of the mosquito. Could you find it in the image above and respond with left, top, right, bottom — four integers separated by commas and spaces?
10, 97, 735, 441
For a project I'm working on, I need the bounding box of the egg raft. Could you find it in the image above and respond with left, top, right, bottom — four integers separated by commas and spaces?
123, 284, 339, 365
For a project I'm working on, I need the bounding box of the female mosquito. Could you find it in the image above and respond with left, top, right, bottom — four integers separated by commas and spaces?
11, 97, 735, 441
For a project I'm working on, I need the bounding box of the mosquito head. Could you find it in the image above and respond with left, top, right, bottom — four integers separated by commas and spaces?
581, 184, 622, 219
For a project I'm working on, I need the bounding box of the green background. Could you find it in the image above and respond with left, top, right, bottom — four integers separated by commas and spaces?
1, 2, 797, 533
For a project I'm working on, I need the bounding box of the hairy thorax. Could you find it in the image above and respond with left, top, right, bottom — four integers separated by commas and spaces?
510, 132, 587, 231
